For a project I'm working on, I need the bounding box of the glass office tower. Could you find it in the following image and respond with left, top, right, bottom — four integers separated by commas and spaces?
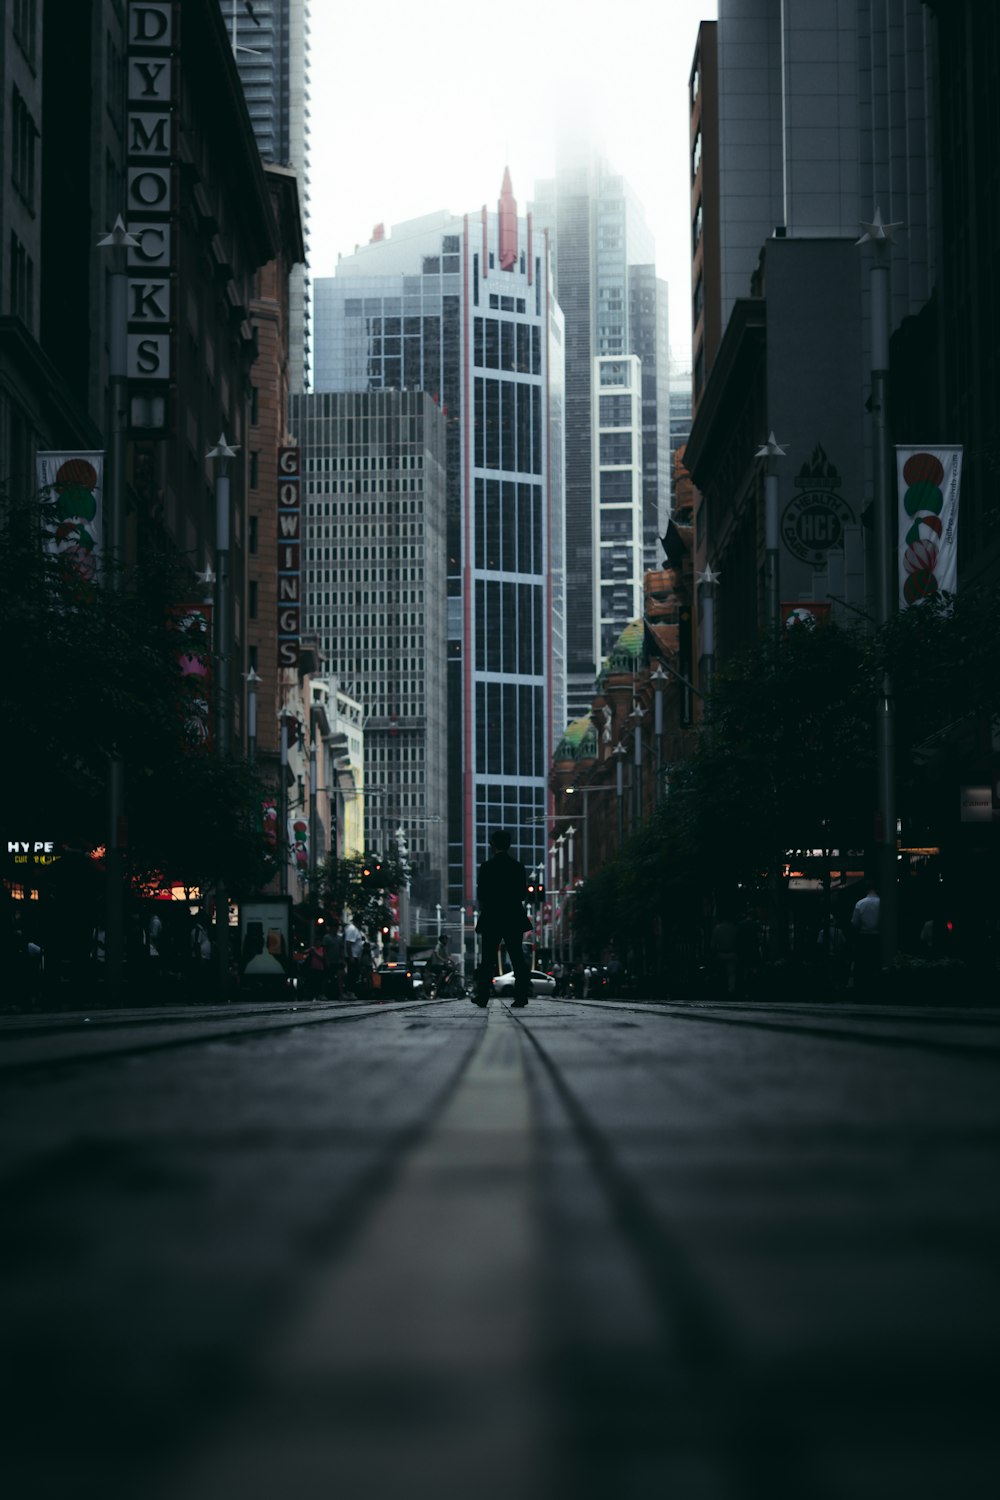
531, 153, 667, 719
313, 175, 565, 906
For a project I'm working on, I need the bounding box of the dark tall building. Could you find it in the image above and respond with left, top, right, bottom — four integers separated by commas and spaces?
220, 0, 311, 392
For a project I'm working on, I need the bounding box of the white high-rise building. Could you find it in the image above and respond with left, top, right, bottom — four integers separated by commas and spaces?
312, 173, 566, 908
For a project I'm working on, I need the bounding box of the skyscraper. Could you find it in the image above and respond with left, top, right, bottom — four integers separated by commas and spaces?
312, 173, 565, 907
289, 389, 449, 906
221, 0, 311, 392
531, 152, 668, 718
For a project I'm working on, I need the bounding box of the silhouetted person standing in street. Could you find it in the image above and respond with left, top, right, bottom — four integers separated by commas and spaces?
851, 884, 881, 997
475, 829, 533, 1008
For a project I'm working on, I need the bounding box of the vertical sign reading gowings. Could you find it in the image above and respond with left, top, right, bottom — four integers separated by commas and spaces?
277, 448, 301, 668
897, 446, 962, 608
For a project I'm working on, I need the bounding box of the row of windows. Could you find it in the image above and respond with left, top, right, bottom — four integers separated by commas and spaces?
13, 0, 37, 64
599, 394, 633, 427
475, 580, 544, 678
474, 683, 545, 779
11, 87, 37, 210
308, 501, 425, 521
599, 431, 633, 465
474, 478, 543, 576
600, 545, 635, 581
473, 317, 542, 375
10, 233, 33, 325
306, 454, 424, 471
473, 377, 543, 475
306, 478, 424, 495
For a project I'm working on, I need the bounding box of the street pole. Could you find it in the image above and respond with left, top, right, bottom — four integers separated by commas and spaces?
245, 667, 261, 765
858, 208, 903, 970
698, 565, 719, 701
279, 713, 289, 897
97, 217, 138, 1005
208, 435, 237, 1000
632, 704, 645, 824
613, 743, 626, 849
309, 728, 318, 890
756, 432, 787, 644
651, 662, 668, 801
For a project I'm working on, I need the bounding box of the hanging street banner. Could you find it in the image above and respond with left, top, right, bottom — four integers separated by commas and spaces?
37, 452, 104, 585
897, 446, 962, 608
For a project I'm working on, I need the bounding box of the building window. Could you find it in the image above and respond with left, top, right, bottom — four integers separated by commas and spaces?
10, 233, 33, 325
250, 386, 259, 425
11, 88, 38, 211
248, 581, 258, 620
248, 515, 258, 555
13, 0, 37, 66
250, 450, 259, 488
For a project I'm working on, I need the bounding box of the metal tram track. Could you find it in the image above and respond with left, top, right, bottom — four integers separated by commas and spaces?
537, 994, 1000, 1064
0, 996, 456, 1076
499, 997, 841, 1500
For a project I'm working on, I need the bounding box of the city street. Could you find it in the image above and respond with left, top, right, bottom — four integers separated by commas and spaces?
2, 995, 999, 1499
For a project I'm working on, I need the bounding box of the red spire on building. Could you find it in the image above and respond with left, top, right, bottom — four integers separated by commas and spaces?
370, 223, 385, 243
498, 166, 518, 271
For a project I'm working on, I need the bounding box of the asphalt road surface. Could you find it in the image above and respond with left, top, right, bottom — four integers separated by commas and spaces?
2, 995, 998, 1500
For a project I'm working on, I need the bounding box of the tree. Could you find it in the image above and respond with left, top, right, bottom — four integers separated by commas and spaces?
2, 490, 275, 895
318, 847, 408, 937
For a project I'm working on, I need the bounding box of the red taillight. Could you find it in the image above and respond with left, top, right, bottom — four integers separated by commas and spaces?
946, 921, 954, 933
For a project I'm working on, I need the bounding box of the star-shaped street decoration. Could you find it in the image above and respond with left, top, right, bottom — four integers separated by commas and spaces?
97, 214, 139, 250
196, 566, 217, 590
755, 431, 787, 460
697, 564, 721, 587
206, 433, 239, 462
856, 207, 904, 246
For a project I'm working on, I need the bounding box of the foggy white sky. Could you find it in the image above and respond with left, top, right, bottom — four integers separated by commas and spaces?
308, 0, 717, 373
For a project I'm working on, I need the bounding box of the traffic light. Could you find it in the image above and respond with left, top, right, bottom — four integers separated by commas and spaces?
536, 879, 545, 906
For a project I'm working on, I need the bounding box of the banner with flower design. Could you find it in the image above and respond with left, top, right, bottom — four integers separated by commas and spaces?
897, 447, 962, 609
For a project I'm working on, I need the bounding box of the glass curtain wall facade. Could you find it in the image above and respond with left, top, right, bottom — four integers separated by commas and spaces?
629, 264, 672, 569
594, 356, 644, 659
312, 189, 565, 906
289, 390, 449, 906
531, 155, 659, 720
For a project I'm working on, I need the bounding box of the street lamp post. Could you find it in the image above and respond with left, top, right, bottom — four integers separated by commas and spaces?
650, 661, 669, 799
858, 207, 903, 969
244, 667, 261, 765
631, 703, 646, 824
697, 565, 720, 700
613, 742, 627, 848
96, 215, 138, 1004
207, 435, 238, 1000
755, 432, 787, 642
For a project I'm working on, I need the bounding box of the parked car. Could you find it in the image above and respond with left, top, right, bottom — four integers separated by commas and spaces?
491, 968, 556, 997
374, 960, 415, 998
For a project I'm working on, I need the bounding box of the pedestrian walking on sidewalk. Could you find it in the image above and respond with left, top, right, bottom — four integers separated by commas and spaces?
474, 829, 532, 1008
850, 885, 881, 996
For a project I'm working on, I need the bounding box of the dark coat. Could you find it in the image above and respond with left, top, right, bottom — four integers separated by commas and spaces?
476, 852, 530, 933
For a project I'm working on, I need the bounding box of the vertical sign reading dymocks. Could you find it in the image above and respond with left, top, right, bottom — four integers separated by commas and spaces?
126, 3, 176, 416
277, 449, 301, 668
